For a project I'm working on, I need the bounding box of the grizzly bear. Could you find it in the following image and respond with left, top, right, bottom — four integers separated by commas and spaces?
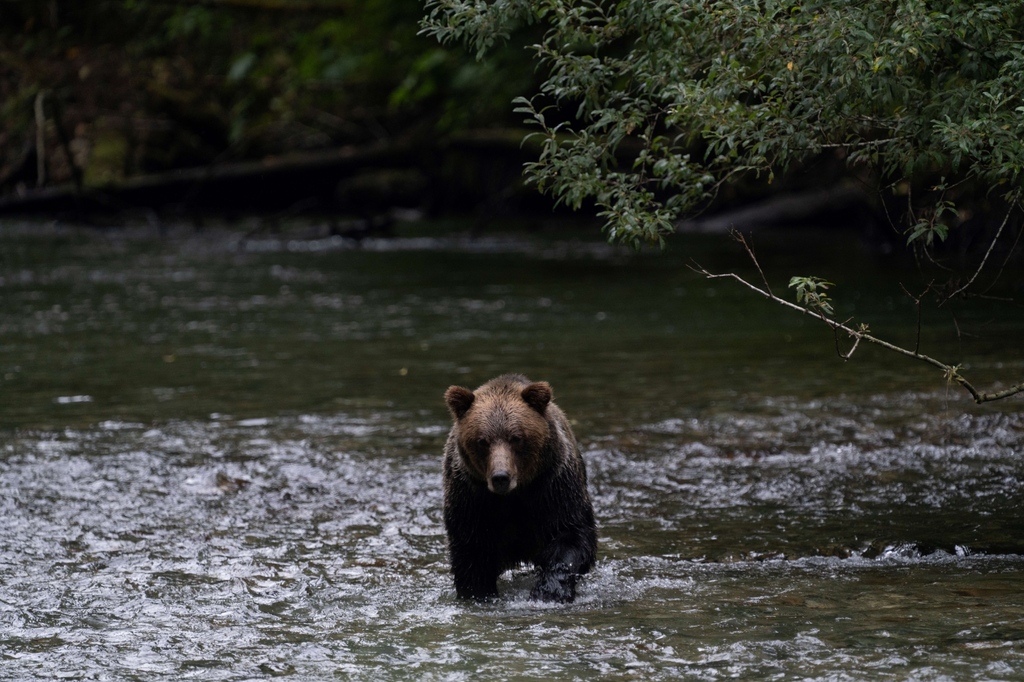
442, 374, 597, 602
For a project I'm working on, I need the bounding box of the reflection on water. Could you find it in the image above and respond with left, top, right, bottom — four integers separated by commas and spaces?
1, 221, 1023, 679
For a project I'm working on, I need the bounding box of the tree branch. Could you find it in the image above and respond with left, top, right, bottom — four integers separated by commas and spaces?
688, 259, 1024, 405
829, 316, 861, 359
731, 231, 772, 296
944, 191, 1021, 303
899, 281, 934, 355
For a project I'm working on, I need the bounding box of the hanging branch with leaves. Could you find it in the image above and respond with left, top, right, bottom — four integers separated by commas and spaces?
423, 0, 1024, 405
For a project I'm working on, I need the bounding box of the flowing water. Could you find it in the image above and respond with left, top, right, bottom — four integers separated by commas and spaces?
2, 219, 1023, 680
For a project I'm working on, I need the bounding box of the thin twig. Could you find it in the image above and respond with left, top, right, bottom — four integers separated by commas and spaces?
906, 185, 915, 231
877, 183, 902, 237
944, 192, 1021, 303
951, 311, 964, 358
34, 90, 46, 187
816, 137, 900, 150
731, 230, 773, 296
831, 317, 860, 359
899, 281, 933, 355
983, 215, 1024, 295
843, 334, 862, 360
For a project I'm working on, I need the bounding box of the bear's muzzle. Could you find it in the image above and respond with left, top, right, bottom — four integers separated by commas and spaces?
487, 442, 517, 495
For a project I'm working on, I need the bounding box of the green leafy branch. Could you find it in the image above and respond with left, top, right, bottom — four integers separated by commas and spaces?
423, 0, 1024, 250
788, 276, 835, 317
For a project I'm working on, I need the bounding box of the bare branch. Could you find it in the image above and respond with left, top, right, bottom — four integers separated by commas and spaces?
843, 334, 862, 360
730, 230, 773, 296
830, 317, 861, 359
877, 183, 902, 237
816, 137, 900, 150
984, 215, 1024, 295
690, 261, 1024, 404
945, 191, 1021, 303
899, 281, 933, 355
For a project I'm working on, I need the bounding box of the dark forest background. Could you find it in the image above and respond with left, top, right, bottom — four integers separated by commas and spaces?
2, 0, 1021, 261
0, 0, 560, 221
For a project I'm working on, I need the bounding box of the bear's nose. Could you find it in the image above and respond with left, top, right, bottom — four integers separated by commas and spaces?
490, 471, 512, 494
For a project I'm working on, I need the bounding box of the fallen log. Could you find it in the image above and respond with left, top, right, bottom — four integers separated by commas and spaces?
676, 184, 874, 234
0, 140, 415, 216
0, 130, 550, 220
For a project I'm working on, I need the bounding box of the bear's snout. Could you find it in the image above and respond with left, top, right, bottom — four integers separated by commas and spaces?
490, 470, 512, 494
487, 442, 517, 495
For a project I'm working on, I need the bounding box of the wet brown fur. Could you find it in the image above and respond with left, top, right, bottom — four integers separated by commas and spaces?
442, 374, 597, 602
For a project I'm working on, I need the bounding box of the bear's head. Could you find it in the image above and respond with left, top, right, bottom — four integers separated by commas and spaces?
444, 375, 553, 495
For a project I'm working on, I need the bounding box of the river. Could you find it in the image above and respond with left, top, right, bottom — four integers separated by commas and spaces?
2, 219, 1023, 679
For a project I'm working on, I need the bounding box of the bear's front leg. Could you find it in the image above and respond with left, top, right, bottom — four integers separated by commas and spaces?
453, 570, 499, 600
450, 550, 501, 600
530, 566, 578, 603
531, 536, 593, 603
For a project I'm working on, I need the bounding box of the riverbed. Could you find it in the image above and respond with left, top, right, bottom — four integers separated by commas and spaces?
2, 220, 1023, 679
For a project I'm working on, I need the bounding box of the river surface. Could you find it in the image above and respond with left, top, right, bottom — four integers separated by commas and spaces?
2, 219, 1023, 680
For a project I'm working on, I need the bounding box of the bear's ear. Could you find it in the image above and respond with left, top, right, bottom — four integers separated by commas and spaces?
521, 381, 552, 414
444, 385, 475, 420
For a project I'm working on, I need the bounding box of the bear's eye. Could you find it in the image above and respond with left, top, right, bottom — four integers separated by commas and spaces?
475, 438, 488, 451
508, 434, 522, 447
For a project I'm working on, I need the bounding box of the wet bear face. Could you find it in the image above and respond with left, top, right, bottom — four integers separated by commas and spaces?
444, 380, 553, 494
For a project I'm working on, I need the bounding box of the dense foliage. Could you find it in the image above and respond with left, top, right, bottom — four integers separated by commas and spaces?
0, 0, 532, 189
424, 0, 1024, 248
